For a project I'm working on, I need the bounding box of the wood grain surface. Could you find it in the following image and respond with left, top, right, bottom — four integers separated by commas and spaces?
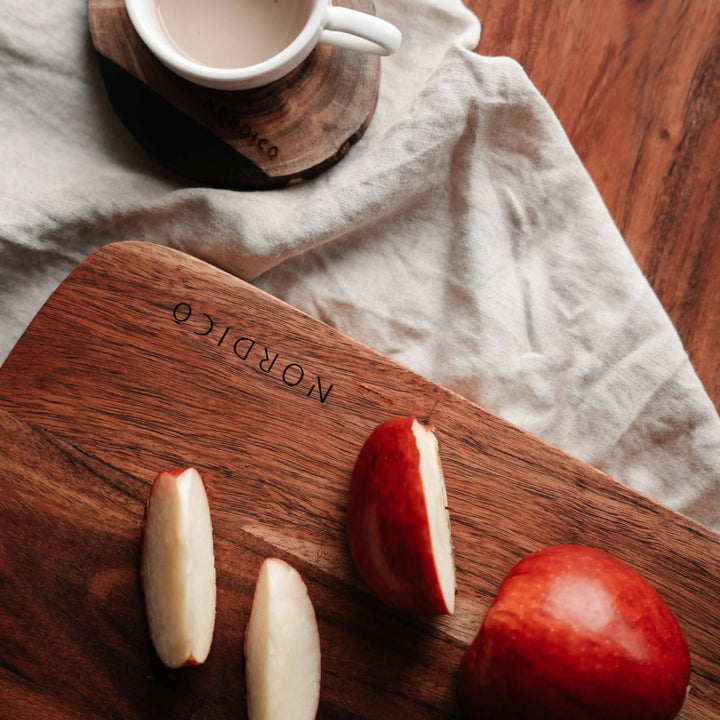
0, 241, 718, 718
88, 0, 380, 186
464, 0, 720, 410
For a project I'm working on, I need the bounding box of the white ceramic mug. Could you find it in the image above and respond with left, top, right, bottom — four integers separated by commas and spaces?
124, 0, 402, 91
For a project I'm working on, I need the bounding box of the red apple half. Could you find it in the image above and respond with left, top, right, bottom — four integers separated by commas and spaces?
346, 416, 456, 614
244, 558, 321, 720
458, 544, 691, 720
140, 467, 216, 669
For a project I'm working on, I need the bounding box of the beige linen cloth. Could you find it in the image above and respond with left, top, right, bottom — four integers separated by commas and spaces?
1, 0, 718, 531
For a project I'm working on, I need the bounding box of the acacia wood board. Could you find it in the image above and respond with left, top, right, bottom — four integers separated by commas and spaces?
0, 241, 718, 718
88, 0, 380, 187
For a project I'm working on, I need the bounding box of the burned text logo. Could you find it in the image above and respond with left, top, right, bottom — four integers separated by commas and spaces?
201, 97, 279, 159
171, 302, 334, 404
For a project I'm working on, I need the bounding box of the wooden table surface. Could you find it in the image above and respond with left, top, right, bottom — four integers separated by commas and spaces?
464, 0, 720, 411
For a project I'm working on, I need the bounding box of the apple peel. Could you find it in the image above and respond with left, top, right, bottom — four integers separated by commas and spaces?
346, 416, 456, 615
140, 467, 217, 669
458, 544, 691, 720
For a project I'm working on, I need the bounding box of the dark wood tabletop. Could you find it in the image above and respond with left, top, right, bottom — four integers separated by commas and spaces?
465, 0, 720, 411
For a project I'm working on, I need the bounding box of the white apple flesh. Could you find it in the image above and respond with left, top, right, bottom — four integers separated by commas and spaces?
140, 467, 216, 669
346, 417, 456, 614
244, 558, 321, 720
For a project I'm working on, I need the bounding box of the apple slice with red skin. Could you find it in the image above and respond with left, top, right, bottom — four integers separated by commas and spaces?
140, 467, 216, 669
244, 558, 321, 720
458, 544, 691, 720
346, 416, 456, 614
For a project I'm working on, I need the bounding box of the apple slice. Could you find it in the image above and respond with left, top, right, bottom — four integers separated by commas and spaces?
458, 544, 691, 720
346, 416, 455, 614
140, 467, 216, 669
244, 558, 321, 720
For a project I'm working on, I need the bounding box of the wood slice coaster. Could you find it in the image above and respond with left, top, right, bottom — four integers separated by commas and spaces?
88, 0, 381, 188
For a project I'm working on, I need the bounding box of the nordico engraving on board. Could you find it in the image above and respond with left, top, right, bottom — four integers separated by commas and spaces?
171, 302, 334, 404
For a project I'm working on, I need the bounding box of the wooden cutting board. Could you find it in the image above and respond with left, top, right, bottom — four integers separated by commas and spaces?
0, 241, 718, 719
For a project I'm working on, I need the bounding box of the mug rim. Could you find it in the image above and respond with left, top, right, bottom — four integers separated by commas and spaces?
124, 0, 327, 84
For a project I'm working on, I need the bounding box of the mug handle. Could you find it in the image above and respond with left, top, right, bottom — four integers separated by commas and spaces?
320, 6, 402, 56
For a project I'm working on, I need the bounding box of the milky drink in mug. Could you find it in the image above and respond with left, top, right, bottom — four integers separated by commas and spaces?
154, 0, 315, 69
126, 0, 402, 90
